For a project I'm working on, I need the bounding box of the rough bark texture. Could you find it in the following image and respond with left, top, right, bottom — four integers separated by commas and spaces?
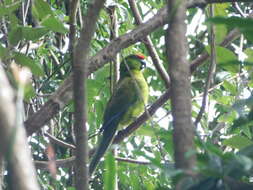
166, 0, 195, 172
72, 0, 105, 188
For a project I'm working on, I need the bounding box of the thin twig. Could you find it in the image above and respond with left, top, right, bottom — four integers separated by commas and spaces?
192, 71, 247, 100
34, 156, 150, 170
128, 0, 169, 160
232, 2, 246, 17
128, 0, 170, 88
195, 4, 216, 125
44, 132, 76, 150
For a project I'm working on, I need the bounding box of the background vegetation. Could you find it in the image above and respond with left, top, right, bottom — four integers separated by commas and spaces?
0, 0, 253, 189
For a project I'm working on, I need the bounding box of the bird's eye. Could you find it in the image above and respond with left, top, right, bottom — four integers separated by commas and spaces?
140, 60, 146, 70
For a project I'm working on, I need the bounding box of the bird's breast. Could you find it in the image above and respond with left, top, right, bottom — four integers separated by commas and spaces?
119, 74, 149, 127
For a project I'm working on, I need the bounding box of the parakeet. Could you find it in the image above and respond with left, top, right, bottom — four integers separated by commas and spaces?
89, 54, 149, 176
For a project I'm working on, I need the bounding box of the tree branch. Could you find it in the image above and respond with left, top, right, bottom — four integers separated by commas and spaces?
128, 0, 170, 88
41, 9, 252, 157
25, 0, 251, 136
0, 62, 39, 190
110, 11, 251, 145
195, 4, 217, 125
44, 132, 76, 150
166, 0, 195, 173
72, 0, 105, 188
25, 5, 168, 135
34, 156, 150, 170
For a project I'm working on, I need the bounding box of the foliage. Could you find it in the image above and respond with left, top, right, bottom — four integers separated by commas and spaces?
1, 0, 253, 189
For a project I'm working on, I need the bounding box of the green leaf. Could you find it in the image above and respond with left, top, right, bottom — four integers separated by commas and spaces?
134, 150, 161, 168
9, 13, 19, 26
8, 26, 49, 44
13, 52, 44, 76
206, 142, 224, 157
24, 83, 36, 101
87, 79, 102, 105
32, 0, 67, 34
208, 16, 253, 29
144, 181, 155, 190
223, 135, 253, 149
0, 44, 9, 60
214, 4, 229, 17
0, 1, 21, 18
8, 27, 22, 46
206, 46, 239, 73
238, 145, 253, 158
22, 27, 49, 41
41, 15, 68, 34
213, 4, 229, 44
66, 187, 75, 190
32, 0, 53, 21
136, 125, 157, 137
243, 30, 253, 43
104, 152, 116, 190
222, 80, 237, 95
218, 110, 236, 123
233, 96, 253, 114
130, 172, 141, 190
241, 122, 253, 139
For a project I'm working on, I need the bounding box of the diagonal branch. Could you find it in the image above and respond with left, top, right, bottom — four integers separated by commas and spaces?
25, 0, 252, 136
112, 20, 247, 144
25, 5, 169, 136
128, 0, 170, 88
45, 132, 76, 149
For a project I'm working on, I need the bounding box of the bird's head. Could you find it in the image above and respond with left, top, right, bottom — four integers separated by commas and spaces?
120, 54, 147, 76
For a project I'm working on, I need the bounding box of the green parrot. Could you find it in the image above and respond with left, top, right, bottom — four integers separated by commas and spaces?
89, 54, 149, 176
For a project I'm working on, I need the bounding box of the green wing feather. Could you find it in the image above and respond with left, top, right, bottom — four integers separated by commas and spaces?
89, 77, 138, 175
89, 55, 149, 176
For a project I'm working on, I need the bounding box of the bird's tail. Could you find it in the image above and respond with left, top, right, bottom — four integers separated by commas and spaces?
89, 127, 117, 176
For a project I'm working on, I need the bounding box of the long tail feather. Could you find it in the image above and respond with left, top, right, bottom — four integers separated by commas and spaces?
89, 126, 118, 176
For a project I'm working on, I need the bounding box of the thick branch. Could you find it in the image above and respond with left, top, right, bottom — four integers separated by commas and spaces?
0, 63, 39, 190
72, 0, 105, 188
166, 0, 195, 173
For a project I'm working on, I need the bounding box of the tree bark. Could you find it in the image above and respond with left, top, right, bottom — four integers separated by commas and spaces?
0, 63, 40, 190
166, 0, 196, 186
72, 0, 106, 189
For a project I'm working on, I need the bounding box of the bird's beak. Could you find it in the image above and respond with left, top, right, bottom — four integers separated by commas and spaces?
140, 60, 147, 70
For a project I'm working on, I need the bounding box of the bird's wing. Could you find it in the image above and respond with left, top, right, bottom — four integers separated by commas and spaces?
101, 77, 138, 132
89, 77, 138, 175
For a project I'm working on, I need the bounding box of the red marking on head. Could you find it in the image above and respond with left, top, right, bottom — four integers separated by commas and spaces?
135, 54, 145, 59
